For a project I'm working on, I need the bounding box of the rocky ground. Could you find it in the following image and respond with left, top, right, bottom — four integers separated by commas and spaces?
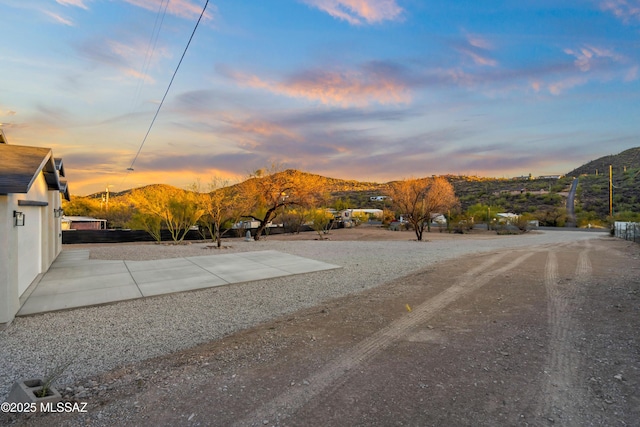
2, 228, 639, 426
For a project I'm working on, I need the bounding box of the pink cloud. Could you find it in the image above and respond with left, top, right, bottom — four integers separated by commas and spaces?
600, 0, 640, 23
564, 45, 625, 72
223, 116, 302, 142
56, 0, 89, 9
547, 76, 589, 95
123, 0, 214, 21
229, 68, 411, 107
524, 44, 635, 94
302, 0, 403, 25
462, 49, 497, 67
44, 10, 74, 26
455, 34, 498, 67
467, 36, 493, 50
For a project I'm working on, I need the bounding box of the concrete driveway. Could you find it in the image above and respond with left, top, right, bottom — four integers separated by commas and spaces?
18, 249, 341, 316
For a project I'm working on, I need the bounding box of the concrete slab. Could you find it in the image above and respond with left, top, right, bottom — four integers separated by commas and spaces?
41, 261, 129, 281
17, 250, 341, 316
125, 258, 194, 272
183, 253, 245, 268
207, 266, 290, 283
129, 265, 214, 285
137, 274, 228, 297
18, 284, 142, 315
49, 250, 90, 268
30, 272, 137, 296
54, 250, 90, 261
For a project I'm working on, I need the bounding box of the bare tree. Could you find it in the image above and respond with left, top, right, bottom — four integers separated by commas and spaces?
387, 177, 458, 241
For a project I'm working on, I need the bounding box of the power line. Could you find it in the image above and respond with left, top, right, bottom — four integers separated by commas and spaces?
133, 0, 170, 107
122, 0, 210, 184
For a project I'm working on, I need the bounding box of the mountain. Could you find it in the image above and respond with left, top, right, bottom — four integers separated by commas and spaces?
566, 147, 640, 177
71, 150, 640, 226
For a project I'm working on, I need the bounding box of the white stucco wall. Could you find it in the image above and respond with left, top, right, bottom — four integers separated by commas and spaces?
17, 173, 49, 295
0, 194, 21, 325
0, 171, 62, 325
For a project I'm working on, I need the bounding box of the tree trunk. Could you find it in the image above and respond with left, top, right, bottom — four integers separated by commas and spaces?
253, 208, 277, 241
414, 222, 423, 241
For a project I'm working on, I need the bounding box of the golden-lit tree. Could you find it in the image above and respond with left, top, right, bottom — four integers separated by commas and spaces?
387, 177, 459, 241
194, 178, 249, 248
239, 166, 325, 240
129, 211, 162, 242
62, 196, 101, 217
280, 209, 308, 234
62, 196, 133, 228
307, 208, 335, 239
128, 185, 204, 243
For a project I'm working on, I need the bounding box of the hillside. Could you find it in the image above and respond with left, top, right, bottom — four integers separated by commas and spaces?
560, 147, 640, 222
68, 149, 640, 228
567, 147, 640, 177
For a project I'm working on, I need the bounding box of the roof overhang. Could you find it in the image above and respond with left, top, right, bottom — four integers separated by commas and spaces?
0, 145, 65, 196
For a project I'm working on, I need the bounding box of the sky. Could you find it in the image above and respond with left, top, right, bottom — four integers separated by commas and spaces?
1, 0, 640, 196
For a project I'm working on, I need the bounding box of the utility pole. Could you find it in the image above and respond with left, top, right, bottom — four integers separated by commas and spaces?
609, 164, 613, 218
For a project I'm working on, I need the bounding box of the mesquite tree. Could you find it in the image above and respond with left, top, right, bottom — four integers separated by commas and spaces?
387, 177, 459, 241
239, 167, 325, 240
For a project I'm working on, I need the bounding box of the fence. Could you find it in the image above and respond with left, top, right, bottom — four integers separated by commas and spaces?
614, 221, 640, 243
62, 224, 317, 244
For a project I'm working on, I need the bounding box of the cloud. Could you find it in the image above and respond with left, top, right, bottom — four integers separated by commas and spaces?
453, 34, 497, 67
564, 45, 625, 72
600, 0, 640, 23
56, 0, 89, 9
123, 0, 215, 21
224, 118, 302, 141
302, 0, 403, 25
528, 44, 632, 94
44, 10, 74, 26
624, 65, 638, 81
75, 36, 166, 82
223, 64, 411, 107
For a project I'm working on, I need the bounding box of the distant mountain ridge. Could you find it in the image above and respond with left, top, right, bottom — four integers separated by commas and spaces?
88, 147, 640, 200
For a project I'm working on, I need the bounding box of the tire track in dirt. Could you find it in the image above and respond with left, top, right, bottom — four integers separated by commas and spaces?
542, 241, 592, 425
235, 250, 536, 426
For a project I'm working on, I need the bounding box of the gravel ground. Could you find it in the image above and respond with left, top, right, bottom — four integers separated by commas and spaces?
0, 229, 604, 402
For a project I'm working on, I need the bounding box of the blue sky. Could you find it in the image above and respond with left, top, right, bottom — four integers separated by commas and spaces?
1, 0, 639, 195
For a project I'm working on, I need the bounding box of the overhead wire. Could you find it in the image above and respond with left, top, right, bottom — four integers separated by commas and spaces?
121, 0, 210, 188
132, 0, 170, 107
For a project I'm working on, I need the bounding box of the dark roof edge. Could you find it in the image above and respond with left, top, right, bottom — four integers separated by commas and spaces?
27, 149, 55, 193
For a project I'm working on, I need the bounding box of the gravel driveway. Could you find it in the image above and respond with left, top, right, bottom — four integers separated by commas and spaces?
0, 228, 609, 417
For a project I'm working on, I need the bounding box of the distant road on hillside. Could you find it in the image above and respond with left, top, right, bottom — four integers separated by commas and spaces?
566, 177, 578, 227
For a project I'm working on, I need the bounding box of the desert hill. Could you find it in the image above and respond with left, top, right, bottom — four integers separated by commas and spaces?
567, 147, 640, 177
72, 147, 640, 226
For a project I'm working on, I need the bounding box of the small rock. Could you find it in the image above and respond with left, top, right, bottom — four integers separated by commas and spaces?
614, 374, 624, 381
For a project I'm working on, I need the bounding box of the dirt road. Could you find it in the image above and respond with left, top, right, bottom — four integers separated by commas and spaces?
7, 234, 640, 426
